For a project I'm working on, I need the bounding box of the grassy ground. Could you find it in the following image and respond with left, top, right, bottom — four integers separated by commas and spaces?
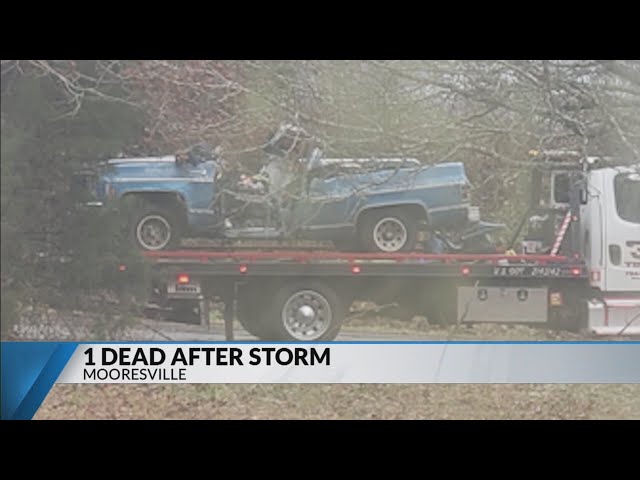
36, 383, 640, 420
35, 319, 640, 420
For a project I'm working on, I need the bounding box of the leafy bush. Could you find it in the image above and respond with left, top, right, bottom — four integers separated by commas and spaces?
1, 63, 147, 338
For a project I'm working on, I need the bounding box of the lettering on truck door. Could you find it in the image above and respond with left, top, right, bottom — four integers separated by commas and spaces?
605, 169, 640, 291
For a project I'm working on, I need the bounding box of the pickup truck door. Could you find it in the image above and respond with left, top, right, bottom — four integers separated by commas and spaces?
176, 161, 217, 210
291, 173, 362, 231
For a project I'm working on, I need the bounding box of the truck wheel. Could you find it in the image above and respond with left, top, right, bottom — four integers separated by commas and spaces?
266, 282, 346, 341
359, 208, 417, 253
236, 288, 274, 340
131, 203, 182, 251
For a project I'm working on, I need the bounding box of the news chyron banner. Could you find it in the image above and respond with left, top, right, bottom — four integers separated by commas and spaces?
2, 341, 640, 419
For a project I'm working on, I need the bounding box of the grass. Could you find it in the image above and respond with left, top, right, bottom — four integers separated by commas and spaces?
32, 306, 640, 420
36, 383, 640, 420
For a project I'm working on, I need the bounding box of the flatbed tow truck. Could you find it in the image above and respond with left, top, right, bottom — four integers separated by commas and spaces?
135, 153, 640, 341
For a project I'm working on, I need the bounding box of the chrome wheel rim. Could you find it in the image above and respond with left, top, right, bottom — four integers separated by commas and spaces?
373, 217, 408, 252
136, 215, 171, 250
282, 290, 332, 340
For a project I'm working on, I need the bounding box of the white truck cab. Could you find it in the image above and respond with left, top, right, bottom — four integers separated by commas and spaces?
577, 163, 640, 334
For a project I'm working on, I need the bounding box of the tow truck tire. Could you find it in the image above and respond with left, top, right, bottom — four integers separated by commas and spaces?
236, 288, 275, 340
265, 281, 346, 341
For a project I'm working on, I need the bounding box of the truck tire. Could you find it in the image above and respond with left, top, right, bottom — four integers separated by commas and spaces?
236, 288, 275, 340
359, 208, 418, 253
264, 281, 346, 341
130, 202, 182, 251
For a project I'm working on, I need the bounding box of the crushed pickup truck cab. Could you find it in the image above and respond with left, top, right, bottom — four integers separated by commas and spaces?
76, 146, 501, 253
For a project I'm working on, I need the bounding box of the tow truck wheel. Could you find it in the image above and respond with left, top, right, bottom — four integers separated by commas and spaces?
236, 288, 275, 339
130, 202, 182, 251
267, 282, 346, 341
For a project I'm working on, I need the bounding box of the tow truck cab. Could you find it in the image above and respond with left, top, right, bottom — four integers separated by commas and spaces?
575, 164, 640, 334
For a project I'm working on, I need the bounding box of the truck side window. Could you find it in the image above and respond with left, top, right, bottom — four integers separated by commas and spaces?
552, 173, 571, 204
614, 173, 640, 224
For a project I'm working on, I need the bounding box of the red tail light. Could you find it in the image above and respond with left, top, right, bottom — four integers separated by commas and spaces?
177, 274, 190, 284
461, 266, 471, 277
239, 264, 248, 274
571, 267, 582, 277
351, 265, 361, 274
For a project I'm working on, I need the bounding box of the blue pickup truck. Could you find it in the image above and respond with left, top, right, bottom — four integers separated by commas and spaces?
76, 147, 502, 253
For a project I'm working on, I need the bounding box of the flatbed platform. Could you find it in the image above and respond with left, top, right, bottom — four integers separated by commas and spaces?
143, 250, 588, 280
